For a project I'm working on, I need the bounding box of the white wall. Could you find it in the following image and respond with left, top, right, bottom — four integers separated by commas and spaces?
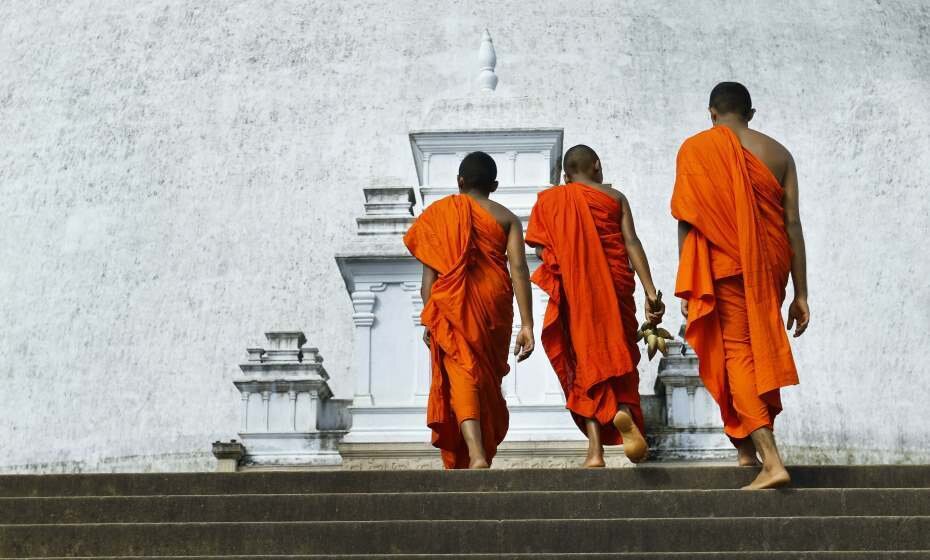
1, 1, 928, 471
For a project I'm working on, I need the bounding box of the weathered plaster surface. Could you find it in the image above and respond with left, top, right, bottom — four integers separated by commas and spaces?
1, 1, 928, 471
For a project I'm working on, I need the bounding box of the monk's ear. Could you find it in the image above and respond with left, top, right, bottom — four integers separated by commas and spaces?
488, 180, 499, 194
457, 175, 465, 192
746, 108, 756, 123
709, 107, 718, 124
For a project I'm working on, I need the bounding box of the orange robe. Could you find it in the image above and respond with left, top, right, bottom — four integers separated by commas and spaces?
403, 194, 513, 469
671, 126, 799, 443
526, 183, 644, 445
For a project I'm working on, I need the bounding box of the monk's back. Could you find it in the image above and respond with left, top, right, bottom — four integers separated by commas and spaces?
729, 127, 791, 186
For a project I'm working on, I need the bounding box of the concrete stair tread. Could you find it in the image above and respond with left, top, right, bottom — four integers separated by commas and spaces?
3, 517, 930, 555
16, 554, 930, 560
4, 488, 930, 523
3, 466, 930, 497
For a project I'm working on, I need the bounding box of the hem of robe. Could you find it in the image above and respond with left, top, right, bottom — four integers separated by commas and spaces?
675, 231, 794, 448
425, 310, 509, 469
534, 265, 643, 446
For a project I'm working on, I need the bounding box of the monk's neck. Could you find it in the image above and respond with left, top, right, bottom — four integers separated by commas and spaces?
714, 118, 750, 134
460, 190, 490, 201
571, 177, 604, 189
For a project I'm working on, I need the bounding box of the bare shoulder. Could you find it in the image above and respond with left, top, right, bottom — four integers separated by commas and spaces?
740, 129, 793, 182
485, 198, 521, 231
598, 184, 623, 203
746, 129, 792, 161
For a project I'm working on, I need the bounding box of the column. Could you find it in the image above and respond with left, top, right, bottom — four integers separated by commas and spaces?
404, 282, 429, 403
288, 386, 298, 432
307, 390, 320, 432
261, 390, 272, 432
423, 153, 431, 186
507, 151, 517, 186
351, 287, 379, 407
541, 149, 553, 185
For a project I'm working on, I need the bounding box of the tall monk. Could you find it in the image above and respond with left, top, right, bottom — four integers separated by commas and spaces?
404, 151, 535, 469
526, 145, 665, 467
672, 82, 810, 490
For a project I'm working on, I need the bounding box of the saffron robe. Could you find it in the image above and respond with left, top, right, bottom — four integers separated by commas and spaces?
403, 194, 513, 468
671, 126, 799, 441
526, 183, 644, 445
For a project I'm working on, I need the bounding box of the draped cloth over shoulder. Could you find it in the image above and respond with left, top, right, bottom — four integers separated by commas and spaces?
526, 183, 643, 445
403, 194, 513, 469
671, 126, 798, 442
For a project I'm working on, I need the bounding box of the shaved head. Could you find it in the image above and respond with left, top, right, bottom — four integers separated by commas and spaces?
709, 81, 753, 119
562, 144, 600, 178
457, 151, 498, 194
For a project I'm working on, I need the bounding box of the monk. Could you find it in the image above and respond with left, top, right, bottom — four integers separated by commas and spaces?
526, 145, 665, 467
404, 151, 535, 469
672, 82, 810, 490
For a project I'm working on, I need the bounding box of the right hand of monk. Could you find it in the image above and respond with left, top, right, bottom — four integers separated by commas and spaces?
680, 299, 689, 320
787, 297, 810, 337
514, 325, 535, 362
422, 328, 431, 349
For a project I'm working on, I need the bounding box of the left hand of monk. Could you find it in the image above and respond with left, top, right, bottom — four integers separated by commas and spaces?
646, 294, 666, 325
514, 325, 535, 362
787, 297, 810, 337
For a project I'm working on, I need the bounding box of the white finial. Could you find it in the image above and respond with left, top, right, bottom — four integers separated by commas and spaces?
477, 29, 498, 92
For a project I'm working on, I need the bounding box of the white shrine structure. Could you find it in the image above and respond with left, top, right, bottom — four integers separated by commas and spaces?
213, 32, 731, 470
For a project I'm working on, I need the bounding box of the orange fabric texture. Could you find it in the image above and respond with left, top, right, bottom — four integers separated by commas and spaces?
671, 126, 798, 442
526, 183, 643, 445
403, 194, 513, 469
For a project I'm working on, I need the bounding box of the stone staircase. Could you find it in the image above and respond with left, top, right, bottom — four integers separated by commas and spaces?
1, 466, 928, 558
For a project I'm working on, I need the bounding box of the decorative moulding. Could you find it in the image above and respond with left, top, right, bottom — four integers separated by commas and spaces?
409, 128, 564, 187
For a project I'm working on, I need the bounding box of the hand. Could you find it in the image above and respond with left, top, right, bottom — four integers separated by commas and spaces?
422, 328, 431, 349
786, 297, 810, 337
513, 325, 535, 362
680, 299, 689, 320
645, 293, 666, 325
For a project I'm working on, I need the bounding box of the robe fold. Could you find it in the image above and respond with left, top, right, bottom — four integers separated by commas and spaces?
526, 183, 643, 445
671, 126, 798, 442
403, 194, 513, 469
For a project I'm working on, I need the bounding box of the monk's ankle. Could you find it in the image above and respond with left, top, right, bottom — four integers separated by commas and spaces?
469, 458, 490, 469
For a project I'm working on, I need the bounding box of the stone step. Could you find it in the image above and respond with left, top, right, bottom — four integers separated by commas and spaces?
19, 555, 930, 560
3, 488, 930, 524
2, 517, 929, 556
3, 465, 929, 497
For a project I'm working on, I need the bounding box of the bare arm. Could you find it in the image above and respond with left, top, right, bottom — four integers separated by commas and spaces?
420, 265, 438, 304
782, 154, 810, 337
419, 265, 438, 348
677, 221, 692, 319
506, 217, 535, 361
678, 220, 692, 255
620, 195, 664, 324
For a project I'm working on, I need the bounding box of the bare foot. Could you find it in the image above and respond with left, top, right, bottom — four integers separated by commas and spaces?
582, 456, 606, 468
737, 439, 762, 467
613, 409, 648, 463
468, 458, 490, 469
741, 465, 791, 490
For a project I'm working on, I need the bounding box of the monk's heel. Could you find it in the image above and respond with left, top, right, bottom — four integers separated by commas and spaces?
614, 410, 648, 463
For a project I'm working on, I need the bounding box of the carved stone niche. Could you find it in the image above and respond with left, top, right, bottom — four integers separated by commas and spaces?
409, 128, 564, 220
652, 326, 732, 461
231, 331, 351, 470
